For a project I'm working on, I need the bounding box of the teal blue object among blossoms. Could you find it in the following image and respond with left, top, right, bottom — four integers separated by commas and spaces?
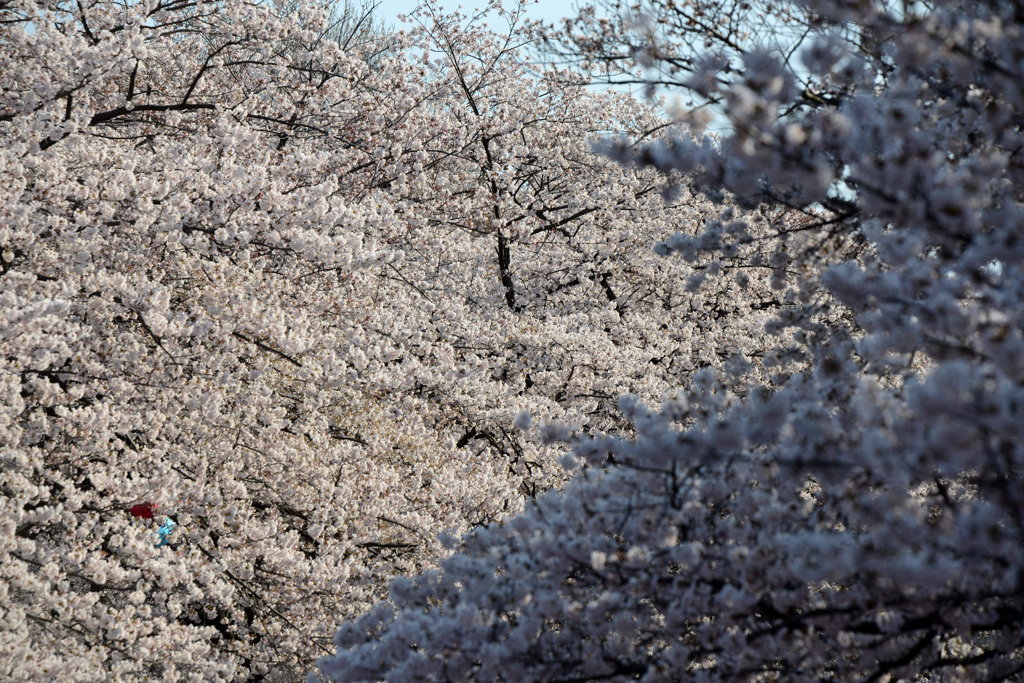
156, 518, 176, 547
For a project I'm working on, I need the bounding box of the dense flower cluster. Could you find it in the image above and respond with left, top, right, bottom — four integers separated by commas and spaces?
0, 0, 797, 679
319, 0, 1024, 680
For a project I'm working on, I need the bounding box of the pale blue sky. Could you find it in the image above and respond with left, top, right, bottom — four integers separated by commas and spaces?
373, 0, 647, 101
377, 0, 580, 30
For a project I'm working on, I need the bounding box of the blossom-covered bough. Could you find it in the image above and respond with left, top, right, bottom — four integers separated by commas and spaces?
0, 0, 797, 679
318, 0, 1024, 680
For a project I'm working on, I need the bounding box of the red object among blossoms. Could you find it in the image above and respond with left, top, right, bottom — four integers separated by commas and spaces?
129, 502, 158, 519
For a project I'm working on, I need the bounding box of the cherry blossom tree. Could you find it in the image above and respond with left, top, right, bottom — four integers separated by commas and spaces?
0, 0, 792, 679
319, 0, 1024, 680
